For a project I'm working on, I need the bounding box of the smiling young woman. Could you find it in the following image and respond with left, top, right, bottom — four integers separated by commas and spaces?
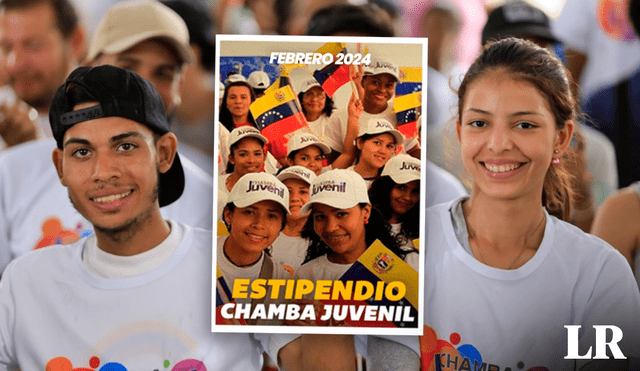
423, 38, 640, 370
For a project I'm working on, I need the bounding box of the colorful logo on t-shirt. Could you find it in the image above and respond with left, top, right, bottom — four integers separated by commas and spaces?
420, 325, 550, 371
597, 0, 636, 42
45, 356, 207, 371
34, 217, 93, 250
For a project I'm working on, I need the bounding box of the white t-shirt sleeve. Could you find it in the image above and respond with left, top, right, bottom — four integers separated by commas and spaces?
322, 110, 347, 153
0, 158, 13, 273
0, 261, 18, 368
576, 247, 640, 363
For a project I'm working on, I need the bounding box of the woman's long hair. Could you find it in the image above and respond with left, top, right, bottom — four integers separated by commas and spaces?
219, 80, 256, 132
368, 176, 420, 245
457, 37, 579, 221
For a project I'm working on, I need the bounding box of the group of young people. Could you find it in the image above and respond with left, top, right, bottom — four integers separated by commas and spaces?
0, 0, 635, 368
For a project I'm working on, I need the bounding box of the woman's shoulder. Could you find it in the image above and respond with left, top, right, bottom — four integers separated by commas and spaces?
550, 215, 627, 264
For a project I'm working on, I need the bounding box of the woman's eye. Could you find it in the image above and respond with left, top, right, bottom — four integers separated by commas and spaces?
469, 120, 486, 128
516, 122, 536, 129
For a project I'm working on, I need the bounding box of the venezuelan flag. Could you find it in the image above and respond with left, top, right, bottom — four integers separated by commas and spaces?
318, 239, 419, 328
394, 67, 423, 139
250, 85, 308, 160
312, 42, 350, 97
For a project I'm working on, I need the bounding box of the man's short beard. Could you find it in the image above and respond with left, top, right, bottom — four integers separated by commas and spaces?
70, 171, 161, 244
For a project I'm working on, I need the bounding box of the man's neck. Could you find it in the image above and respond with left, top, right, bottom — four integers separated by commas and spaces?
94, 210, 171, 256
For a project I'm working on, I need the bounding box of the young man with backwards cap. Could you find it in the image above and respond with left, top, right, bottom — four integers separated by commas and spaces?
0, 0, 213, 272
322, 58, 421, 162
0, 65, 261, 370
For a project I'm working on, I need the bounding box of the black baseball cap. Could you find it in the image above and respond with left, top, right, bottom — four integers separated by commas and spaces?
482, 1, 557, 45
49, 65, 185, 207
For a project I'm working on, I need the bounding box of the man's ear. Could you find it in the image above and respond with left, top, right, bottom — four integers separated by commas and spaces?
52, 148, 67, 186
156, 133, 178, 174
68, 25, 88, 64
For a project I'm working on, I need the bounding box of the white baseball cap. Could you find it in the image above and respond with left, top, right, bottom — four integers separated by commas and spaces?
299, 75, 322, 93
225, 74, 247, 84
300, 169, 370, 215
88, 0, 195, 65
228, 126, 268, 149
287, 132, 331, 155
277, 165, 317, 185
381, 154, 421, 184
357, 118, 405, 144
227, 173, 290, 214
247, 71, 271, 89
364, 58, 400, 82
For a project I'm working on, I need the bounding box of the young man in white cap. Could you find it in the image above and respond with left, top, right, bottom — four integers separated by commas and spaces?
0, 65, 261, 370
0, 0, 213, 272
323, 58, 421, 162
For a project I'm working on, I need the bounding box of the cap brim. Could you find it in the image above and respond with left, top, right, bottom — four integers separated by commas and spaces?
388, 172, 420, 185
159, 152, 185, 207
232, 192, 291, 214
93, 32, 195, 65
300, 197, 359, 216
230, 133, 268, 148
277, 172, 313, 185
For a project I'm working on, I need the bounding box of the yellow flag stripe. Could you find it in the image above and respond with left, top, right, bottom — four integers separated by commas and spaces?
356, 239, 419, 309
314, 42, 346, 56
399, 67, 422, 83
394, 91, 421, 113
250, 85, 297, 118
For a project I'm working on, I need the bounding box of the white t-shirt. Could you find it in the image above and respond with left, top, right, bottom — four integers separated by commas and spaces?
424, 200, 640, 370
323, 104, 419, 154
216, 235, 290, 301
307, 113, 332, 140
552, 0, 640, 98
270, 233, 310, 277
0, 138, 214, 273
0, 224, 263, 370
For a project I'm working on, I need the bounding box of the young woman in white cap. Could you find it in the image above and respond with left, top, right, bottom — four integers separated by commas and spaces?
423, 38, 640, 369
285, 132, 332, 176
217, 127, 268, 220
218, 172, 291, 320
297, 169, 407, 280
349, 117, 404, 188
369, 154, 420, 269
268, 166, 316, 276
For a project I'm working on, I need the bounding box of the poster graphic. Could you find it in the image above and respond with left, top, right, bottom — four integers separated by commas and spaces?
213, 35, 427, 335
